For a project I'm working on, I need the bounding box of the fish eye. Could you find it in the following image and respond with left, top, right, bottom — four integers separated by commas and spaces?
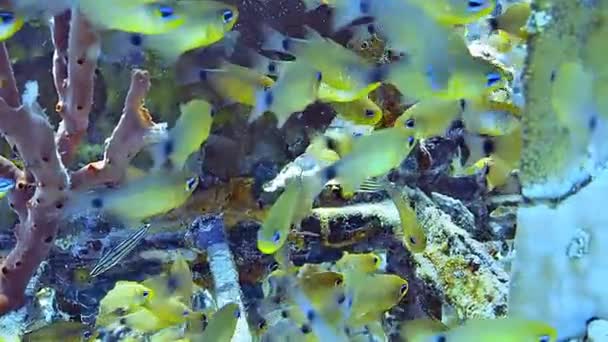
407, 136, 415, 147
468, 0, 485, 10
264, 90, 274, 106
486, 72, 501, 86
258, 319, 267, 329
301, 324, 312, 334
142, 291, 149, 297
268, 261, 279, 271
222, 9, 234, 24
0, 11, 15, 24
482, 138, 495, 156
483, 163, 491, 175
404, 118, 415, 128
271, 231, 281, 243
335, 278, 343, 286
409, 236, 417, 245
359, 0, 370, 14
364, 109, 375, 117
186, 177, 199, 191
459, 99, 467, 110
234, 308, 241, 318
182, 310, 190, 316
400, 283, 408, 295
268, 62, 276, 73
433, 334, 447, 342
372, 255, 379, 265
306, 310, 315, 321
129, 34, 143, 47
157, 5, 175, 18
316, 71, 323, 82
360, 41, 370, 49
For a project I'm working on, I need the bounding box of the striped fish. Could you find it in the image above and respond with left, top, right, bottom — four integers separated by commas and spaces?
90, 224, 151, 278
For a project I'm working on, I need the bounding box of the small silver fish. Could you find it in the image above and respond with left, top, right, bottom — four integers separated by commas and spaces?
90, 224, 151, 278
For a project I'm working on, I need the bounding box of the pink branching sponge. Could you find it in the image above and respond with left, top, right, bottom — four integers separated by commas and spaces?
0, 10, 160, 314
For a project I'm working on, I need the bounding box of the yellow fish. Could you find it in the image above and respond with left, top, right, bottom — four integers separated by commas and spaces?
120, 307, 164, 333
391, 196, 426, 252
317, 81, 381, 103
97, 281, 153, 326
461, 97, 521, 136
368, 0, 503, 101
261, 26, 379, 102
79, 0, 187, 34
301, 0, 334, 11
23, 321, 89, 342
251, 60, 322, 128
310, 0, 374, 31
142, 254, 194, 301
329, 96, 383, 126
433, 317, 557, 342
412, 0, 496, 26
319, 127, 416, 194
150, 327, 184, 342
463, 126, 522, 190
395, 98, 463, 140
152, 99, 214, 171
257, 174, 325, 254
103, 1, 239, 62
0, 11, 23, 42
299, 271, 345, 310
67, 170, 199, 226
292, 27, 380, 102
198, 61, 275, 106
399, 318, 449, 342
335, 252, 382, 275
260, 24, 308, 54
257, 177, 302, 255
489, 2, 531, 40
307, 130, 356, 164
190, 303, 240, 342
347, 273, 408, 326
360, 180, 427, 253
248, 49, 289, 77
361, 179, 426, 253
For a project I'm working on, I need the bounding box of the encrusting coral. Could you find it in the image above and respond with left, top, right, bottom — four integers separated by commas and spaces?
0, 9, 163, 314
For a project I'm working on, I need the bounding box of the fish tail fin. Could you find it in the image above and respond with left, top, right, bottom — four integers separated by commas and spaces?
477, 126, 522, 189
302, 0, 322, 11
250, 87, 273, 124
218, 30, 241, 58
248, 49, 282, 76
261, 24, 293, 54
331, 0, 369, 32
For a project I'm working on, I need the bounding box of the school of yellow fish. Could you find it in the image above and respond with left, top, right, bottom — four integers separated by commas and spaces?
0, 0, 584, 340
